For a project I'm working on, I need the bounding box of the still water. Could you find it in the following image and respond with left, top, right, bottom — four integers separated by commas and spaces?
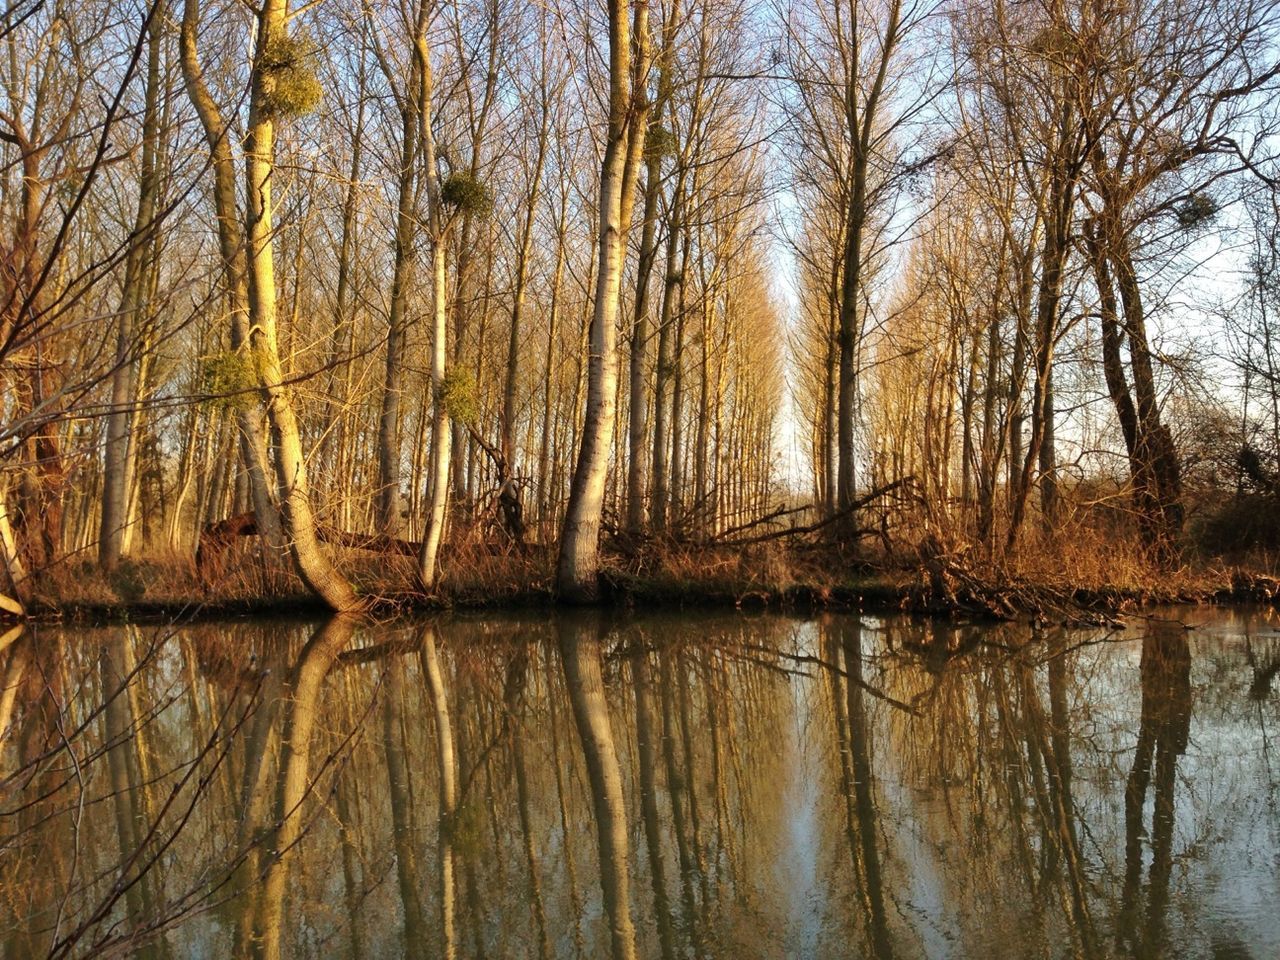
1, 608, 1277, 959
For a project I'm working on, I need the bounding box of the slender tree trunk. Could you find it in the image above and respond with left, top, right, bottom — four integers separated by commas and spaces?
100, 0, 164, 569
378, 105, 419, 537
179, 0, 285, 557
419, 214, 452, 588
1007, 165, 1073, 555
503, 87, 550, 470
623, 2, 679, 533
1109, 214, 1183, 556
835, 0, 903, 533
977, 304, 1003, 547
626, 155, 662, 534
650, 178, 685, 533
243, 0, 359, 610
557, 0, 650, 601
0, 475, 31, 615
320, 38, 367, 507
408, 5, 452, 590
537, 203, 569, 531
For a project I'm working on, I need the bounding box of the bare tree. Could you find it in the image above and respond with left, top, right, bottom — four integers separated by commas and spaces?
557, 0, 652, 602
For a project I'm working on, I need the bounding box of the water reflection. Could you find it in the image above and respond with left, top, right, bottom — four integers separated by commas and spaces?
1, 609, 1278, 958
1119, 621, 1192, 960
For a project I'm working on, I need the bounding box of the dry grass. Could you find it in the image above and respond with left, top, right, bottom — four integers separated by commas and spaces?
21, 507, 1259, 621
31, 543, 308, 616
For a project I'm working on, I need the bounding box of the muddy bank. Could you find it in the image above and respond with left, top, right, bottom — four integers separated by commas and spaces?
14, 561, 1272, 627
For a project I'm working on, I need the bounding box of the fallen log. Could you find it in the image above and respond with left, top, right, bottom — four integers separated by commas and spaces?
196, 512, 421, 581
317, 526, 418, 557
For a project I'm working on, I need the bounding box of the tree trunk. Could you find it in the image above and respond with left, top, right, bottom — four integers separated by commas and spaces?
419, 231, 452, 588
100, 0, 164, 570
377, 104, 419, 537
536, 200, 569, 531
503, 88, 550, 472
1007, 165, 1073, 555
179, 0, 285, 559
626, 155, 662, 534
650, 178, 685, 533
1111, 224, 1183, 556
557, 0, 650, 601
0, 476, 31, 616
243, 0, 359, 610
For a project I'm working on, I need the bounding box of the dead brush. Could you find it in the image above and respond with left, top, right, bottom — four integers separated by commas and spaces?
437, 538, 550, 602
33, 541, 311, 612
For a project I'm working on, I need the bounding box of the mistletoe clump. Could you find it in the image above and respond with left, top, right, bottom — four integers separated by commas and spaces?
1176, 192, 1218, 230
199, 350, 258, 410
644, 123, 676, 163
259, 32, 322, 118
440, 366, 479, 425
441, 173, 493, 217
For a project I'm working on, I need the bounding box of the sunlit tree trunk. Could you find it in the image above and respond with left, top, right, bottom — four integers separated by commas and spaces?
537, 195, 569, 532
179, 0, 284, 561
1007, 148, 1075, 553
377, 99, 420, 537
240, 0, 360, 610
625, 3, 678, 534
100, 0, 164, 570
0, 476, 31, 615
419, 207, 452, 589
557, 0, 650, 601
834, 0, 904, 532
502, 36, 553, 473
320, 33, 367, 518
649, 175, 686, 533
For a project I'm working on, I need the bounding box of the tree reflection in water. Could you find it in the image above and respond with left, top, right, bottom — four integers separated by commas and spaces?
1, 609, 1277, 958
1118, 619, 1192, 960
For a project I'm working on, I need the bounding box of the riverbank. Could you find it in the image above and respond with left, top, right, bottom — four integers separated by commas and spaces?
10, 539, 1272, 626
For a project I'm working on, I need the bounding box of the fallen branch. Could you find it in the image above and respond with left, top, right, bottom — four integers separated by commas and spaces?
706, 478, 911, 548
708, 502, 812, 542
317, 526, 417, 557
464, 422, 528, 548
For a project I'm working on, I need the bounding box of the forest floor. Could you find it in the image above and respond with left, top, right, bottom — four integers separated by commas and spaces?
15, 536, 1273, 626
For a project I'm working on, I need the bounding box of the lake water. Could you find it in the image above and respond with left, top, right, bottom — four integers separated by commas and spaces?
1, 608, 1278, 959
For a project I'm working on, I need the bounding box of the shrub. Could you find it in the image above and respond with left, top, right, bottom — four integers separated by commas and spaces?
1194, 493, 1280, 559
108, 559, 147, 603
